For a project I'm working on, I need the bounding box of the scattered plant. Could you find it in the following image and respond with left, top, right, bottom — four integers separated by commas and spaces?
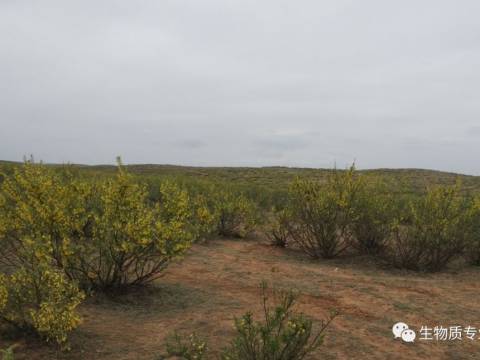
163, 282, 335, 360
165, 332, 208, 360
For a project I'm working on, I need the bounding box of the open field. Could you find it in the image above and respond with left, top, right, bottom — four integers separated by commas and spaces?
3, 238, 479, 360
1, 161, 480, 359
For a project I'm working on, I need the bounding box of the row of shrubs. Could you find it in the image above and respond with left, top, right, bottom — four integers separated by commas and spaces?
267, 166, 480, 271
0, 161, 258, 347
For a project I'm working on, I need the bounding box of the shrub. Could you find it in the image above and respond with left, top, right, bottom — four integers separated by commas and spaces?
266, 208, 291, 247
351, 179, 394, 255
0, 266, 84, 347
0, 161, 196, 292
386, 184, 471, 271
165, 332, 208, 360
1, 345, 15, 360
0, 161, 93, 275
465, 196, 480, 266
189, 194, 217, 242
70, 169, 195, 290
286, 166, 363, 259
221, 283, 335, 360
164, 283, 335, 360
213, 189, 257, 238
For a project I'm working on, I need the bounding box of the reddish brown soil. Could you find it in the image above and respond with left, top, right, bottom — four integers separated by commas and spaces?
2, 239, 480, 359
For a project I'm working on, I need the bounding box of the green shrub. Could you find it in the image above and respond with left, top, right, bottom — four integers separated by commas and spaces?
165, 332, 208, 360
386, 184, 471, 271
351, 179, 394, 255
286, 166, 363, 259
189, 194, 217, 242
221, 283, 335, 360
1, 345, 16, 360
266, 208, 291, 247
213, 189, 258, 238
0, 161, 197, 292
164, 283, 335, 360
0, 266, 84, 347
84, 171, 195, 289
0, 161, 93, 274
465, 196, 480, 266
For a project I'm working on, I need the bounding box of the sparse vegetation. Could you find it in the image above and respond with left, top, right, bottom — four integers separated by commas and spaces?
1, 159, 480, 358
220, 282, 335, 360
164, 282, 335, 360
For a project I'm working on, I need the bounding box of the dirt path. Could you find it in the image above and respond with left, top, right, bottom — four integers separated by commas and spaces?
4, 239, 480, 359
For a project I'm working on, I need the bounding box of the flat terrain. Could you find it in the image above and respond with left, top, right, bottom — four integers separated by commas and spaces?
4, 238, 480, 359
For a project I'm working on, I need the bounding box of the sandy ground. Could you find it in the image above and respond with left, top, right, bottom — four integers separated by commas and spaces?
3, 238, 480, 359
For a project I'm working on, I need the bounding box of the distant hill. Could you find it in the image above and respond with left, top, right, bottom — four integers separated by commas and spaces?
1, 160, 480, 194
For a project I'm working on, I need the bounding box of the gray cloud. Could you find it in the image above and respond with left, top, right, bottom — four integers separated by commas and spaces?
1, 1, 480, 174
176, 139, 208, 149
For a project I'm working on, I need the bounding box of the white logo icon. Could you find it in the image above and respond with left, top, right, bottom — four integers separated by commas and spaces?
392, 322, 416, 343
392, 322, 409, 338
401, 329, 416, 343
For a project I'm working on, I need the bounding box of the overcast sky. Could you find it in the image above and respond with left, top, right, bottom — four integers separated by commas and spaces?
1, 1, 480, 174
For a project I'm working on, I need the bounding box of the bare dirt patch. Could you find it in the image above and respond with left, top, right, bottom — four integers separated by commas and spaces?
3, 239, 480, 359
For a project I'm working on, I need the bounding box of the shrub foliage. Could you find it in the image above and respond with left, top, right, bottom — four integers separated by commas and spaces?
386, 184, 471, 271
164, 282, 335, 360
350, 179, 394, 255
213, 189, 257, 238
0, 160, 203, 344
0, 267, 84, 346
285, 166, 363, 259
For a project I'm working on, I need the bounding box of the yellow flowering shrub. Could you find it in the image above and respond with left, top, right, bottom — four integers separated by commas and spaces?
68, 168, 197, 290
387, 183, 472, 271
213, 189, 258, 238
0, 161, 94, 277
286, 166, 363, 259
0, 161, 198, 292
0, 266, 84, 347
190, 194, 217, 242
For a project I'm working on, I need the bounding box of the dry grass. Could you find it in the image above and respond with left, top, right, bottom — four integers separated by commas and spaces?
2, 238, 480, 359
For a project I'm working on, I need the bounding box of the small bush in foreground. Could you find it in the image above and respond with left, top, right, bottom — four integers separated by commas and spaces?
386, 184, 470, 271
164, 282, 335, 360
165, 332, 208, 360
